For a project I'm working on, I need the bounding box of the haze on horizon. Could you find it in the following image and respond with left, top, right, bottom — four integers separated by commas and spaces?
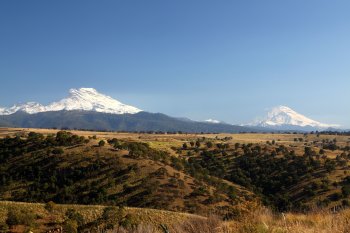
0, 1, 349, 127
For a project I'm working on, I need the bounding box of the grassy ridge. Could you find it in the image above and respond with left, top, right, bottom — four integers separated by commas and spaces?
1, 201, 350, 233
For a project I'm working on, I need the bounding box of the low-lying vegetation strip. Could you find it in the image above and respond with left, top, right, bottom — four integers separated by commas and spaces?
1, 201, 350, 233
0, 201, 205, 233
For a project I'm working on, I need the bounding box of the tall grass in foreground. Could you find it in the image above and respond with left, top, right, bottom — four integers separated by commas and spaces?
1, 202, 350, 232
109, 207, 350, 233
220, 207, 350, 233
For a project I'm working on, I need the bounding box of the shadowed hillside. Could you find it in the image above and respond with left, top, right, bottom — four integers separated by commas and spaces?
0, 111, 256, 133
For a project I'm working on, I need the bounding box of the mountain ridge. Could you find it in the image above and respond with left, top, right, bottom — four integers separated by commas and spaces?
0, 110, 256, 133
248, 105, 340, 131
0, 88, 342, 132
0, 87, 263, 132
0, 88, 141, 115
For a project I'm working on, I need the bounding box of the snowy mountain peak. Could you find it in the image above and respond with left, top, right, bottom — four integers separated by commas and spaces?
250, 105, 340, 130
204, 119, 221, 124
0, 88, 142, 115
69, 88, 98, 96
0, 102, 46, 115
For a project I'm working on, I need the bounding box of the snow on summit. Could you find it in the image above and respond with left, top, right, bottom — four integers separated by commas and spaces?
250, 105, 340, 129
0, 88, 142, 115
45, 88, 141, 114
204, 119, 221, 124
0, 102, 46, 115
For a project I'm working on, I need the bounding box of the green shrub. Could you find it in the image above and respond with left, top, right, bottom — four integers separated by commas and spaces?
52, 148, 64, 155
6, 208, 36, 227
65, 209, 84, 226
0, 223, 9, 233
63, 220, 78, 233
45, 201, 56, 213
102, 206, 125, 230
121, 213, 139, 230
98, 140, 105, 147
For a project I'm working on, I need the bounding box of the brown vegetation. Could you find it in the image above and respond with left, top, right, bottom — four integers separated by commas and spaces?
2, 201, 350, 233
1, 128, 350, 232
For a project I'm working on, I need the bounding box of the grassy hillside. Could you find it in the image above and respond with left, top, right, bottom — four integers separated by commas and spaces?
1, 128, 350, 212
169, 132, 350, 211
0, 130, 257, 218
1, 128, 350, 232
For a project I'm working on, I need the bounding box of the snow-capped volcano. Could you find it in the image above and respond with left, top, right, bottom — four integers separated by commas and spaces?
249, 106, 340, 130
0, 88, 142, 115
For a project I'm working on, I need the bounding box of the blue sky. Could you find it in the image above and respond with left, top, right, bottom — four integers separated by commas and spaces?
0, 1, 349, 127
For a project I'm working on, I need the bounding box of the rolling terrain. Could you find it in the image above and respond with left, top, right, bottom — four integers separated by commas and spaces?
0, 128, 350, 232
0, 129, 257, 216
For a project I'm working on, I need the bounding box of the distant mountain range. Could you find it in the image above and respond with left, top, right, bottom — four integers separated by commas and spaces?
0, 88, 255, 133
246, 106, 341, 131
0, 88, 141, 115
0, 88, 343, 132
0, 110, 255, 133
